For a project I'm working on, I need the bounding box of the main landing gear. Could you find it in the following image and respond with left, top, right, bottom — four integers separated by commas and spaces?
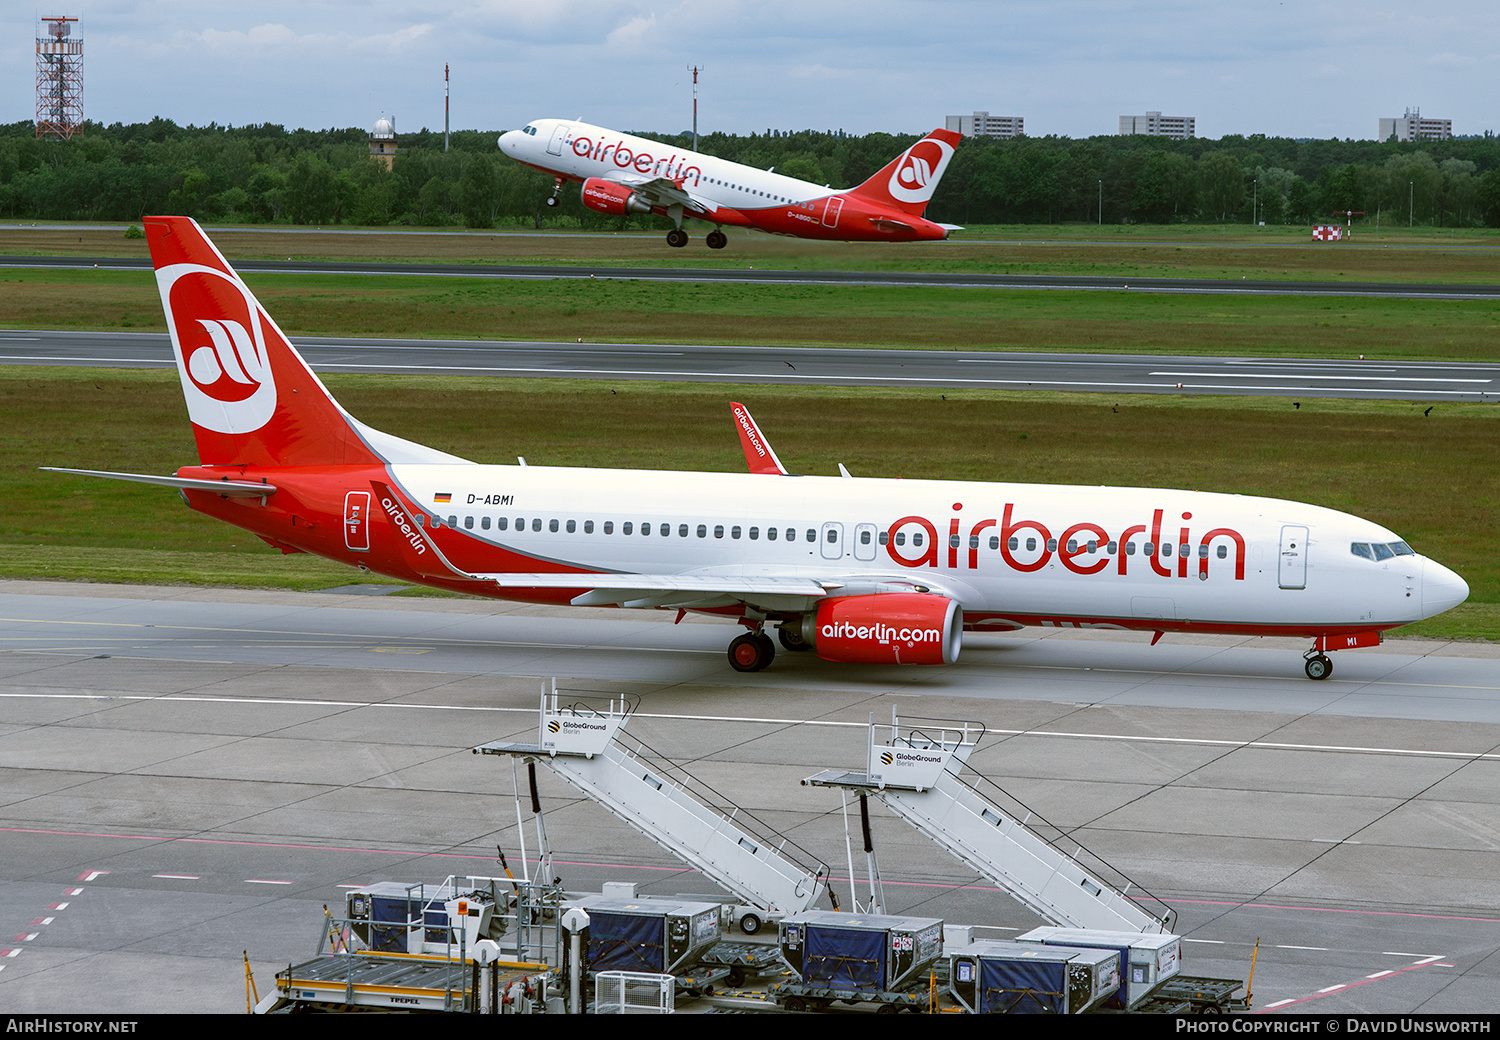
1304, 649, 1334, 681
706, 229, 727, 250
666, 228, 689, 248
728, 630, 775, 672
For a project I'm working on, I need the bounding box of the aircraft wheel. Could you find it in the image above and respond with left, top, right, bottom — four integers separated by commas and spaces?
545, 197, 558, 207
706, 230, 727, 249
666, 228, 689, 248
1305, 654, 1333, 681
729, 632, 774, 672
778, 625, 812, 652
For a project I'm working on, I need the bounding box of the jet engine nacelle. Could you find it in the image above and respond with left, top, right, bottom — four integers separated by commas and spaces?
580, 177, 653, 216
807, 593, 962, 666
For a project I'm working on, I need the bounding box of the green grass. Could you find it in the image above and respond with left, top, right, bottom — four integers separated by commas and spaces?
3, 266, 1499, 361
3, 367, 1494, 639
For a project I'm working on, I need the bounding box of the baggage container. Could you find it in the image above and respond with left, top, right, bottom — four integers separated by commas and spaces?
1017, 927, 1180, 1009
948, 939, 1120, 1014
779, 910, 943, 993
567, 895, 725, 976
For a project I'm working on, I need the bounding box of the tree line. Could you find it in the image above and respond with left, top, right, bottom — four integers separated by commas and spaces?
2, 117, 1499, 229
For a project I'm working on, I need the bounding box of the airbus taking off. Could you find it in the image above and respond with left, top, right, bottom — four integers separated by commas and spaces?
498, 119, 963, 248
49, 219, 1468, 680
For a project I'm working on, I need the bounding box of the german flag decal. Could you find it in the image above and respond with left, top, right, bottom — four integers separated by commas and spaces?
433, 492, 452, 503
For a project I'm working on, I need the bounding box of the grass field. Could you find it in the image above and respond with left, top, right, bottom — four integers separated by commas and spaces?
4, 223, 1500, 282
4, 367, 1494, 639
4, 266, 1500, 362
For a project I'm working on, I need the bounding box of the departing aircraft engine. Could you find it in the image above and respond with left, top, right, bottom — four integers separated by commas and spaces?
804, 593, 963, 666
580, 177, 654, 216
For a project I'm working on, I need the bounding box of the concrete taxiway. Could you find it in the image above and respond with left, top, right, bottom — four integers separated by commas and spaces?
6, 252, 1500, 301
4, 329, 1496, 401
2, 580, 1499, 1013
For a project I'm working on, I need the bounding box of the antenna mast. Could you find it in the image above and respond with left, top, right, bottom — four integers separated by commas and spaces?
444, 64, 450, 152
689, 64, 703, 151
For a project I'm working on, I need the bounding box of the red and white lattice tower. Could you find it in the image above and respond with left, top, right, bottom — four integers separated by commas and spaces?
36, 16, 83, 141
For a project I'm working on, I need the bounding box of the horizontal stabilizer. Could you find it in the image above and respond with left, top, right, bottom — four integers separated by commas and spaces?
42, 467, 277, 498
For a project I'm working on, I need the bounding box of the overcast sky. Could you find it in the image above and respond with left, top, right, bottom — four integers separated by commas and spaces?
6, 2, 1498, 140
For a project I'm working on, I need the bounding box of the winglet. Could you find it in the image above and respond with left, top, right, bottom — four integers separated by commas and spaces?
730, 402, 787, 475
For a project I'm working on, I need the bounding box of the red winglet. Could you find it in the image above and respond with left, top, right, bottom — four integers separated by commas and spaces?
730, 402, 787, 475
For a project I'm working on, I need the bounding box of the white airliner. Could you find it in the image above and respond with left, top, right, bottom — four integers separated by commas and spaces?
48, 218, 1468, 680
498, 119, 963, 248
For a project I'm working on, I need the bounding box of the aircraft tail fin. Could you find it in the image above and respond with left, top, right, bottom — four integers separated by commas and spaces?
145, 217, 466, 470
145, 216, 385, 468
846, 128, 962, 217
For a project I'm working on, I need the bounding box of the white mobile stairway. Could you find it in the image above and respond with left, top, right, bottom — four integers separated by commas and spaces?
804, 709, 1173, 935
475, 683, 828, 925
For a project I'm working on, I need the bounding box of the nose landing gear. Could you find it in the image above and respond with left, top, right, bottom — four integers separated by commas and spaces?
546, 177, 564, 207
1303, 649, 1333, 681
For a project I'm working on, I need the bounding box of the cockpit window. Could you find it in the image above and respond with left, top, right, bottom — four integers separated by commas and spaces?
523, 125, 537, 135
1350, 543, 1374, 560
1371, 543, 1395, 561
1390, 541, 1415, 556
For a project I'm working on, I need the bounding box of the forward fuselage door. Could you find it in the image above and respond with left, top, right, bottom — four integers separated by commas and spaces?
1279, 525, 1308, 589
547, 123, 569, 156
821, 522, 845, 560
344, 491, 371, 552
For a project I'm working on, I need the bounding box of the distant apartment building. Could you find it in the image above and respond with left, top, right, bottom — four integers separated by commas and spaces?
1379, 108, 1451, 142
946, 111, 1024, 138
1118, 111, 1195, 140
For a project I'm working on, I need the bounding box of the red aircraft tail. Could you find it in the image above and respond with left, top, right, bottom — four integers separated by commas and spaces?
846, 128, 962, 217
144, 216, 384, 469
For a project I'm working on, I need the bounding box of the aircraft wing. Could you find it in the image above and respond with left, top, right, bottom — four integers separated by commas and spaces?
603, 172, 719, 214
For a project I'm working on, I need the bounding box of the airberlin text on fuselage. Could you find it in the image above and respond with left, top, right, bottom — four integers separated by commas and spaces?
380, 496, 428, 556
886, 504, 1248, 580
571, 135, 702, 185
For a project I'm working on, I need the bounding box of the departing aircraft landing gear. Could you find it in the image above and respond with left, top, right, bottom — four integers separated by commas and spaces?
666, 228, 689, 248
728, 630, 775, 672
546, 177, 564, 207
706, 229, 727, 250
1304, 649, 1334, 681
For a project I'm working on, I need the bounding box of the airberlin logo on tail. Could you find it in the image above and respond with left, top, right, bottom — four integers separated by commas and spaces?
158, 263, 277, 434
888, 138, 955, 205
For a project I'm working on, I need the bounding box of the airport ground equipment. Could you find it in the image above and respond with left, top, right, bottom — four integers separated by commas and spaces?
475, 682, 830, 933
770, 910, 943, 1013
804, 709, 1175, 935
564, 894, 732, 995
259, 874, 559, 1013
1017, 927, 1247, 1013
947, 939, 1120, 1014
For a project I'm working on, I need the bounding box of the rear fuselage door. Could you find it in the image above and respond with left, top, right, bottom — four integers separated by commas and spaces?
1279, 525, 1308, 589
345, 491, 371, 552
822, 197, 843, 228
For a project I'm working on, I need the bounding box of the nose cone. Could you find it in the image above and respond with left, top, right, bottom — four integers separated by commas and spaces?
1422, 558, 1470, 618
497, 130, 521, 156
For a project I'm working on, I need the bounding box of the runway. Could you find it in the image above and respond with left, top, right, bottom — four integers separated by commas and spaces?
2, 581, 1499, 1013
4, 328, 1496, 401
6, 252, 1500, 301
